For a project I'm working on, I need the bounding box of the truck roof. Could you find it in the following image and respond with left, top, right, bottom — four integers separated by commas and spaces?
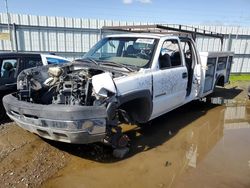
103, 24, 225, 50
103, 24, 224, 40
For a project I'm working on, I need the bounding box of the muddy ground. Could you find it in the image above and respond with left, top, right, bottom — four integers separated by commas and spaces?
0, 81, 250, 188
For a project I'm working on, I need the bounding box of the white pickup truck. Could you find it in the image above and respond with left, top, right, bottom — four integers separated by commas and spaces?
3, 25, 233, 151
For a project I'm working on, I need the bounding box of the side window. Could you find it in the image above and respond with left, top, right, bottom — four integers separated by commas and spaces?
217, 57, 227, 71
0, 59, 17, 78
46, 57, 69, 64
181, 41, 192, 60
180, 40, 194, 70
159, 39, 182, 69
22, 57, 43, 70
181, 39, 198, 63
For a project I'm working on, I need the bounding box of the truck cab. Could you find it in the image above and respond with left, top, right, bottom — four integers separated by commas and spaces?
92, 34, 202, 121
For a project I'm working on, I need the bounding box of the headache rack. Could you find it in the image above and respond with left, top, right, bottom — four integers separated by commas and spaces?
102, 24, 225, 50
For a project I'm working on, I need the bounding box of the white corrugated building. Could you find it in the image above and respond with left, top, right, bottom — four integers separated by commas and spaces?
0, 13, 250, 73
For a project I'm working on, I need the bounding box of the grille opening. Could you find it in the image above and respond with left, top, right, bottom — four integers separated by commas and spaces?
37, 129, 49, 136
11, 110, 20, 115
23, 114, 38, 119
53, 132, 68, 138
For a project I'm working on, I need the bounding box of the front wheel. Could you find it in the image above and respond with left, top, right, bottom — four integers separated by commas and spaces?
104, 126, 130, 159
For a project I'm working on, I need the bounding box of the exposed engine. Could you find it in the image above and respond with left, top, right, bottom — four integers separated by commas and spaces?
17, 64, 119, 106
48, 67, 95, 105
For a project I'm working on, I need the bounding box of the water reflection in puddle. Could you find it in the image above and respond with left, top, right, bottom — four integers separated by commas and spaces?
43, 98, 250, 188
174, 99, 250, 188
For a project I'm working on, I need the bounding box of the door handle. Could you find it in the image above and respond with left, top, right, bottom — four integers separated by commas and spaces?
182, 72, 188, 79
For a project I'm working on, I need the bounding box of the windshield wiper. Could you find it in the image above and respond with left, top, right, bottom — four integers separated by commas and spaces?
100, 61, 135, 72
84, 57, 99, 66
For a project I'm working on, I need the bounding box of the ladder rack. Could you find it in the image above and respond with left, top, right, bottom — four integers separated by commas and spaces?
102, 24, 224, 49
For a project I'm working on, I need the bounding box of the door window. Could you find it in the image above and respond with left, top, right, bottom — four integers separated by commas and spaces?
159, 39, 182, 69
0, 59, 17, 78
22, 57, 43, 70
217, 57, 227, 71
180, 39, 198, 66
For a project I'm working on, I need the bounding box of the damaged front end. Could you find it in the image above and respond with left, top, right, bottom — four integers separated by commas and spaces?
3, 62, 123, 144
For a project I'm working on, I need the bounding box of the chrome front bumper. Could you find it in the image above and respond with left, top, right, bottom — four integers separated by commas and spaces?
3, 94, 107, 144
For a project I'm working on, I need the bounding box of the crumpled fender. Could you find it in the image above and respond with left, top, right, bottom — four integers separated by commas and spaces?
92, 72, 116, 97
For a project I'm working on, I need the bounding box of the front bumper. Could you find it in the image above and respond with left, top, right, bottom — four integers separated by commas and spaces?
3, 94, 107, 144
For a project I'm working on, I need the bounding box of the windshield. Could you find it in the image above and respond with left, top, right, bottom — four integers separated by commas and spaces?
84, 37, 158, 68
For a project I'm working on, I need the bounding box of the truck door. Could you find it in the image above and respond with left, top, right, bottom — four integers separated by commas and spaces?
151, 39, 188, 118
180, 38, 201, 99
0, 58, 19, 96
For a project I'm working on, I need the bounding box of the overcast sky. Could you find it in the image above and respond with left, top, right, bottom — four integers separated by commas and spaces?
0, 0, 250, 26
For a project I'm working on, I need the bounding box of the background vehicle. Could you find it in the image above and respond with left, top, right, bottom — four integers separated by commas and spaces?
0, 53, 69, 119
3, 25, 233, 157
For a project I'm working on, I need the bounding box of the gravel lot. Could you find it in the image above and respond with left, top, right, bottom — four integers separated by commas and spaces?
0, 81, 249, 188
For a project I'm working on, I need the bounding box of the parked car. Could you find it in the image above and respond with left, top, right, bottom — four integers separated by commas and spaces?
2, 25, 234, 157
0, 52, 69, 119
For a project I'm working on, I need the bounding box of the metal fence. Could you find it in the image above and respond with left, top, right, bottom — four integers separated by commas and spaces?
0, 13, 250, 73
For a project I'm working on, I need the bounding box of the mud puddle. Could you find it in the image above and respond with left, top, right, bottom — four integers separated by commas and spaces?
1, 82, 250, 188
42, 99, 250, 188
